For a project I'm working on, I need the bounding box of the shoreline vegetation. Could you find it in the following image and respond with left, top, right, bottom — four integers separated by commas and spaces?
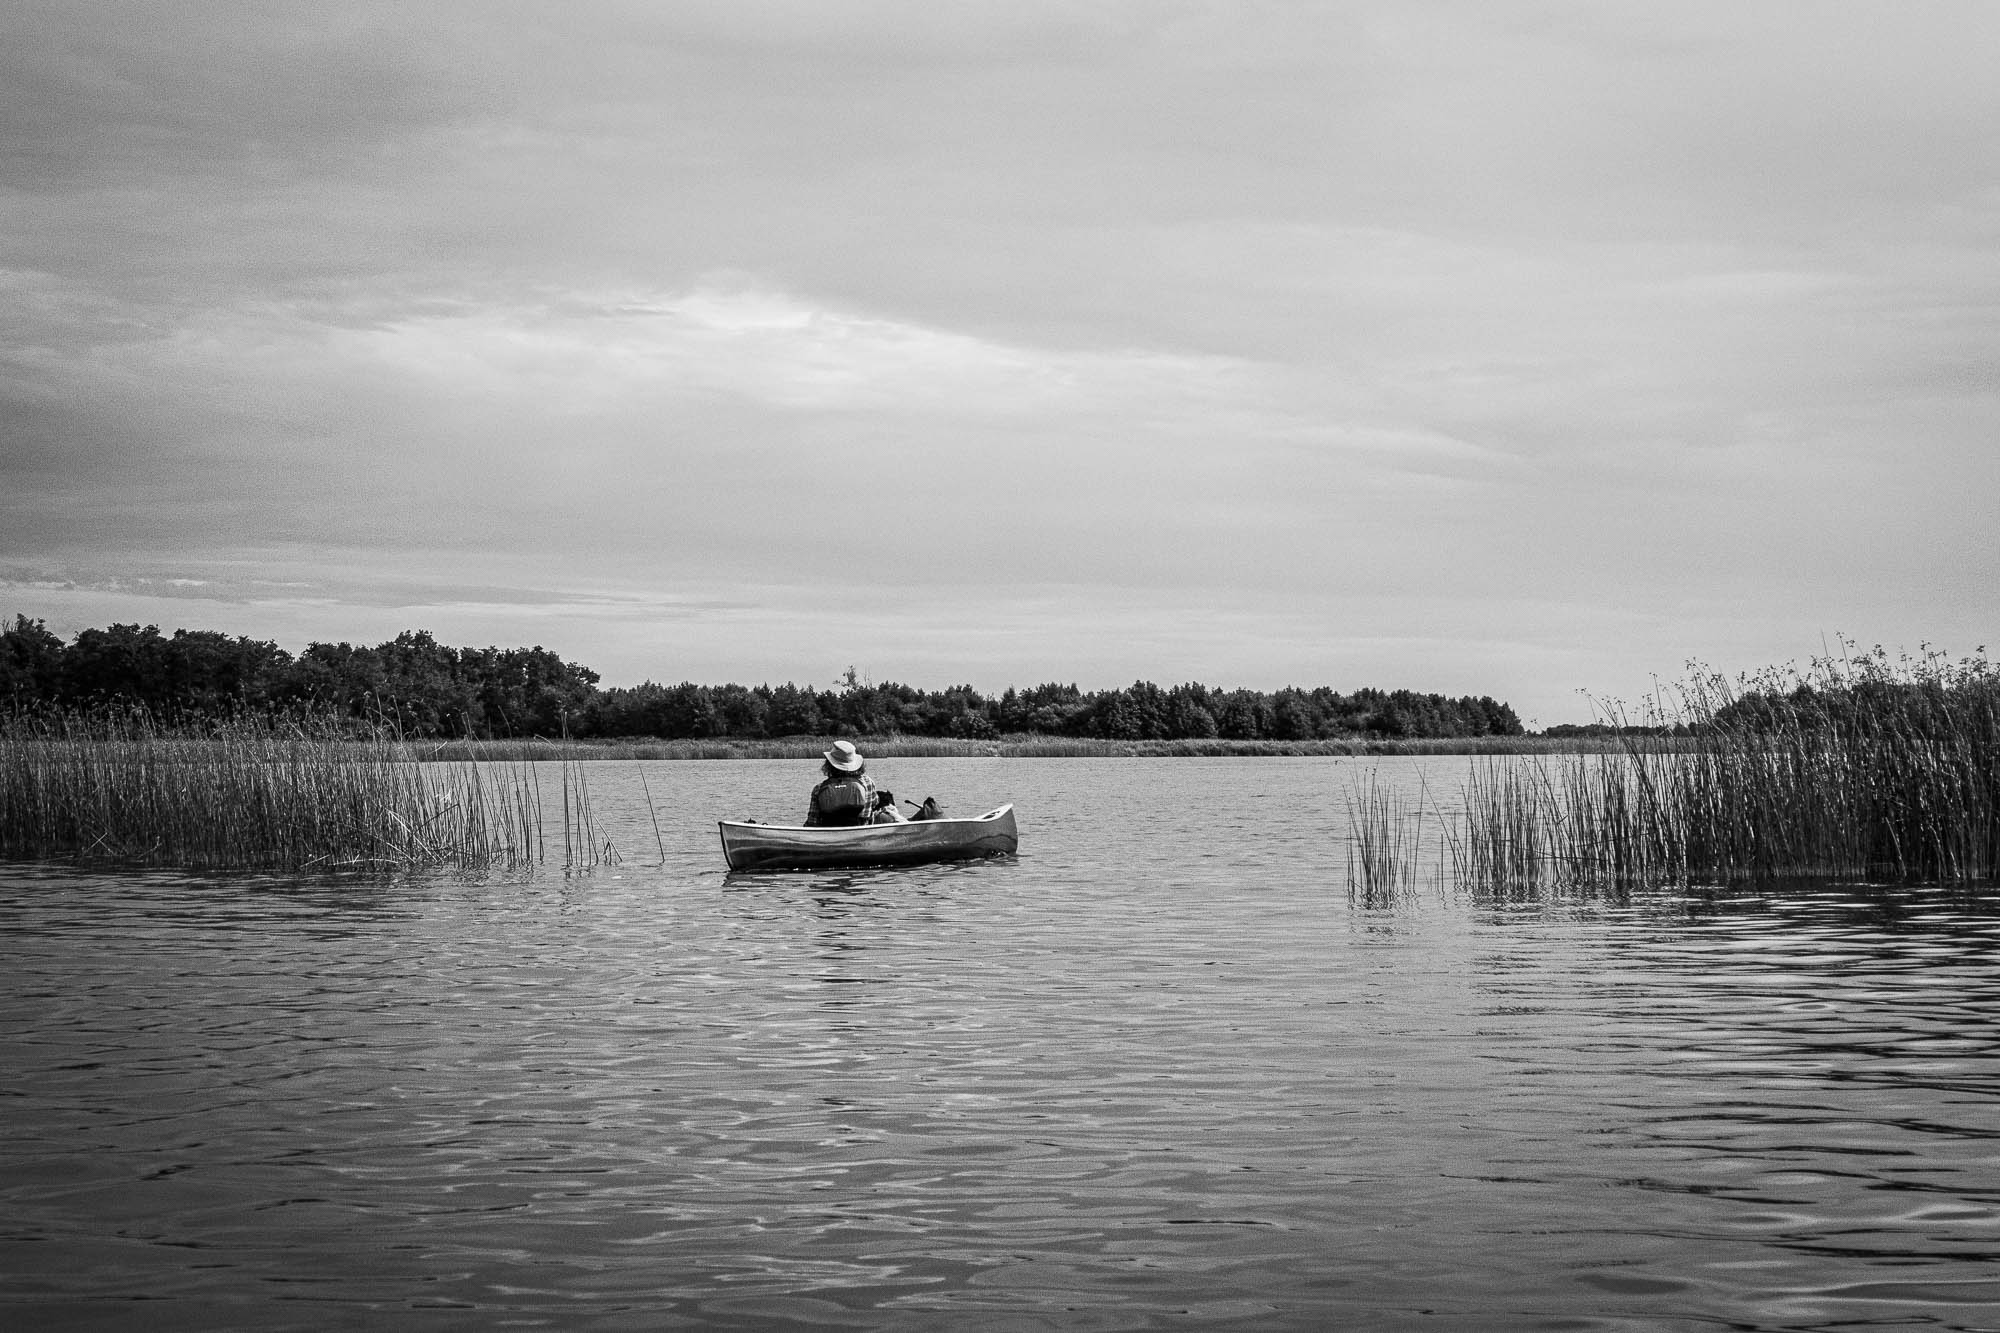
1354, 644, 1998, 896
0, 712, 626, 873
0, 617, 1526, 744
4, 627, 1993, 889
400, 733, 1637, 762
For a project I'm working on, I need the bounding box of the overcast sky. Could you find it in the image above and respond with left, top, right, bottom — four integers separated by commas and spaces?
3, 1, 1996, 724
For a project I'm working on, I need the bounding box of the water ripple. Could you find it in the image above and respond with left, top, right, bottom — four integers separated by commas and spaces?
4, 758, 1999, 1329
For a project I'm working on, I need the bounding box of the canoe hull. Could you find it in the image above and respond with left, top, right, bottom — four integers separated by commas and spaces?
718, 804, 1017, 872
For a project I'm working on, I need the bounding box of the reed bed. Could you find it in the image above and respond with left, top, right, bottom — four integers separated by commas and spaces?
1445, 648, 2000, 894
1345, 769, 1427, 904
0, 712, 620, 873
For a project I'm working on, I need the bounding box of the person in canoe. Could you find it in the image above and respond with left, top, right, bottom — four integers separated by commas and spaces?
804, 741, 906, 826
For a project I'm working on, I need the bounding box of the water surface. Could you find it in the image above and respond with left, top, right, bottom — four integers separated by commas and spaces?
4, 757, 1998, 1329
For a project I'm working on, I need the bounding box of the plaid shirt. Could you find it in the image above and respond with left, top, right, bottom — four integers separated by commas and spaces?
805, 772, 878, 826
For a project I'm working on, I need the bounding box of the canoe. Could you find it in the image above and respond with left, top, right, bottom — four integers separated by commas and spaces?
718, 804, 1018, 872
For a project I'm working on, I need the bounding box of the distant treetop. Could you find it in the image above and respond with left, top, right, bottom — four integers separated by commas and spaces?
0, 617, 1524, 742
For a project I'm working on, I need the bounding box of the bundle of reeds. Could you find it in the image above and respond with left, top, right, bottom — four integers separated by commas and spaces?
1668, 650, 1999, 883
1448, 647, 2000, 893
1345, 768, 1426, 903
0, 710, 617, 873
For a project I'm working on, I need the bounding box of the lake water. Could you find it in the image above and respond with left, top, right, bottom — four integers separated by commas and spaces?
4, 757, 1999, 1330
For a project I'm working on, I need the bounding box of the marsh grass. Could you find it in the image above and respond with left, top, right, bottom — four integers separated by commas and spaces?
1345, 769, 1427, 904
0, 711, 623, 873
1446, 646, 2000, 894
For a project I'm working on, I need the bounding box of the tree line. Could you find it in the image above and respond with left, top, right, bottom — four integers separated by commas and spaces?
0, 617, 1524, 741
0, 619, 599, 738
1707, 652, 1999, 736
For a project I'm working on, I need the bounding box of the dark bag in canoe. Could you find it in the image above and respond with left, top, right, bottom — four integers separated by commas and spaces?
907, 796, 946, 822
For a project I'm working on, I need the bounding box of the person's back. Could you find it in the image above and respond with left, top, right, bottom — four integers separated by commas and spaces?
804, 740, 879, 826
806, 772, 876, 826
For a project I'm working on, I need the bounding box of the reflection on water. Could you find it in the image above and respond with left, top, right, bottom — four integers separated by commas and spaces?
3, 758, 1998, 1330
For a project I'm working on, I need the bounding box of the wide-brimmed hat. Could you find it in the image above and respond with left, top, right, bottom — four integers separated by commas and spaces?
824, 740, 865, 772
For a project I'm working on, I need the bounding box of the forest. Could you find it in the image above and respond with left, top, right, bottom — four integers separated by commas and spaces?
0, 617, 1525, 742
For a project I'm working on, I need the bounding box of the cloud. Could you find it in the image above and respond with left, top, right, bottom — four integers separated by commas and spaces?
5, 2, 2000, 723
341, 279, 1254, 420
0, 1, 493, 190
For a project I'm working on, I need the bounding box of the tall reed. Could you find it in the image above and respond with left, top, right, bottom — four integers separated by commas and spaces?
0, 710, 619, 873
1448, 646, 2000, 893
1345, 769, 1426, 904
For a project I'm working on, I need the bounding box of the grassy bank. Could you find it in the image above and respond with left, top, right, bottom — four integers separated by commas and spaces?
1443, 651, 2000, 892
410, 733, 1625, 762
0, 712, 620, 872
